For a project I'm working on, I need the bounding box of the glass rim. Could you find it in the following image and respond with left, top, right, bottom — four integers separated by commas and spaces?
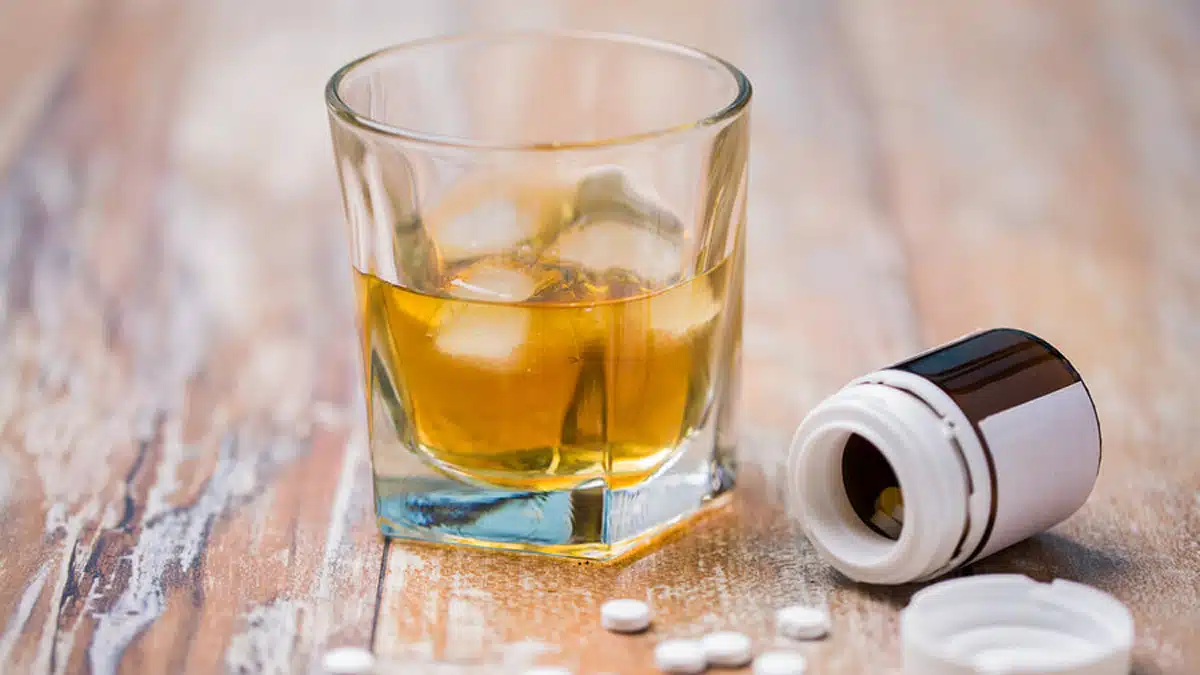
325, 29, 752, 151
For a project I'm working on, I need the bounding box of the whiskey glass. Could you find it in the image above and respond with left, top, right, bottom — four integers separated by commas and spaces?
326, 31, 750, 559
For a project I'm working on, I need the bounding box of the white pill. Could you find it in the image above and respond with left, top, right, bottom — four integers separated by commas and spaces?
701, 631, 753, 667
601, 598, 651, 633
321, 646, 375, 674
753, 651, 807, 675
776, 605, 830, 640
654, 640, 707, 674
523, 668, 572, 675
871, 510, 903, 539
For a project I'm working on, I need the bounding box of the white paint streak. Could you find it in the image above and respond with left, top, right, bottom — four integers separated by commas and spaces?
224, 599, 303, 675
0, 562, 52, 665
38, 507, 101, 675
24, 522, 101, 675
299, 424, 370, 673
444, 595, 488, 661
318, 425, 366, 589
142, 417, 184, 524
374, 548, 430, 653
0, 322, 140, 539
498, 639, 556, 669
310, 401, 350, 430
370, 640, 559, 675
374, 545, 562, 673
87, 434, 302, 675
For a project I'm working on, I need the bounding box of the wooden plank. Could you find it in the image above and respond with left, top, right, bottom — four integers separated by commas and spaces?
0, 0, 386, 672
0, 0, 1196, 673
370, 1, 1199, 674
844, 1, 1200, 672
0, 0, 198, 668
370, 1, 926, 673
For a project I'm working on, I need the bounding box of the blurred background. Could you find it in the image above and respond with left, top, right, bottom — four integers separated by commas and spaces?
1, 1, 1197, 673
9, 0, 1198, 426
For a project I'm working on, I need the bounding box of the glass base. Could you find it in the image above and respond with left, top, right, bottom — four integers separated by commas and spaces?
372, 426, 736, 561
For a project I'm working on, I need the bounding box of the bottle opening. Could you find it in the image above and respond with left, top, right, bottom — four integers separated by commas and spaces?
841, 433, 904, 541
791, 382, 979, 583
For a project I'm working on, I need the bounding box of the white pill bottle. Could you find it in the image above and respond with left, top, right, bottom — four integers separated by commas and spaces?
787, 328, 1102, 584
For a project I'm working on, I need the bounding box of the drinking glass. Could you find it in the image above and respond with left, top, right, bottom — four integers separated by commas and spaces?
326, 31, 750, 559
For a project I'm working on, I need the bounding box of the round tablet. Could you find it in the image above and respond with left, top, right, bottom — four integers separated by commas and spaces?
701, 631, 753, 667
600, 599, 651, 633
776, 605, 830, 640
321, 646, 375, 674
653, 640, 707, 674
752, 651, 807, 675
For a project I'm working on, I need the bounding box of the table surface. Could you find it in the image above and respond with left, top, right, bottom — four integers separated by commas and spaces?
2, 1, 1198, 673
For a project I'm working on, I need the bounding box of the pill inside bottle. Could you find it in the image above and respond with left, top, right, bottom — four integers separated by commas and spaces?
842, 436, 905, 540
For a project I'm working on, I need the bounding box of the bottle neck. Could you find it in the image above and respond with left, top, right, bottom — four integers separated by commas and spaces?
787, 382, 974, 584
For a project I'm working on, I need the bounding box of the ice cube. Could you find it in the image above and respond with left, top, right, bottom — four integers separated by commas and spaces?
432, 304, 529, 366
545, 219, 683, 288
425, 174, 575, 264
444, 262, 541, 302
646, 279, 722, 339
430, 197, 528, 262
575, 167, 683, 239
432, 261, 542, 367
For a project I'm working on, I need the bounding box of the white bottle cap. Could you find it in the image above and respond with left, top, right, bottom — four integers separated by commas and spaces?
901, 575, 1133, 675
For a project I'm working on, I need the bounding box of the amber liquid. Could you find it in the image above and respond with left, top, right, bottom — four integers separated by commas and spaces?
356, 255, 735, 491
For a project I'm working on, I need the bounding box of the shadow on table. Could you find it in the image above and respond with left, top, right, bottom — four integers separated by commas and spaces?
829, 531, 1134, 611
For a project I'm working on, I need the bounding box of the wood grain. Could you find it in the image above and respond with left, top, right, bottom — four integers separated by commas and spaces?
1, 0, 384, 672
2, 1, 1197, 673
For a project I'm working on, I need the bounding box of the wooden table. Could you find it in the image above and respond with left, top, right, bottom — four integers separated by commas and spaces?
2, 1, 1198, 673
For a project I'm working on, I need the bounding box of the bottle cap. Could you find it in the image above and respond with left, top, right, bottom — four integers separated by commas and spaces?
901, 575, 1133, 675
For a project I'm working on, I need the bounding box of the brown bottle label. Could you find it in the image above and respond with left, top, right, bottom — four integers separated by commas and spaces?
893, 329, 1082, 420
893, 328, 1101, 563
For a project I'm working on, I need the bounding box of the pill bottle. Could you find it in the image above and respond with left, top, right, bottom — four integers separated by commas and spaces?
787, 328, 1101, 584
